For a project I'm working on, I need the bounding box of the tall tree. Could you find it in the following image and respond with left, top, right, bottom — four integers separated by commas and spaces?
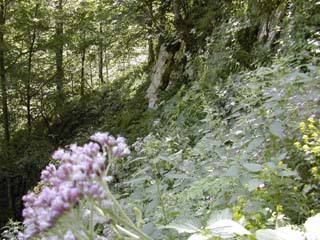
80, 30, 86, 99
98, 0, 105, 85
55, 0, 64, 106
146, 0, 155, 65
0, 0, 10, 145
26, 3, 40, 133
0, 0, 13, 219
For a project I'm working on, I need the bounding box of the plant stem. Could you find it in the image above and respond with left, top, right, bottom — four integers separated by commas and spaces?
99, 179, 153, 240
89, 202, 94, 239
105, 150, 113, 175
116, 224, 140, 239
152, 162, 167, 224
155, 177, 168, 224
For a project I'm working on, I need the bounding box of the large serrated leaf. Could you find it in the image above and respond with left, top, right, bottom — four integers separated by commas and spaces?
207, 219, 251, 238
163, 219, 201, 234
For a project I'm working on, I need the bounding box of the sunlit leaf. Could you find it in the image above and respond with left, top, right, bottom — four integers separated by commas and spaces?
305, 213, 320, 240
207, 219, 251, 238
256, 227, 305, 240
208, 209, 233, 224
188, 233, 210, 240
163, 219, 201, 234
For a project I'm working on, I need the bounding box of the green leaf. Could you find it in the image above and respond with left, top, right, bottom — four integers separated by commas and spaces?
269, 121, 284, 139
248, 179, 263, 192
163, 219, 201, 234
123, 176, 151, 185
188, 233, 210, 240
276, 152, 287, 161
224, 166, 240, 177
207, 219, 251, 238
256, 227, 304, 240
243, 163, 264, 173
208, 209, 233, 224
164, 173, 193, 179
246, 137, 264, 153
278, 170, 297, 177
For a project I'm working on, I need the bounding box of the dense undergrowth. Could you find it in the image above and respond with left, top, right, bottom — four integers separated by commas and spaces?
2, 0, 320, 239
113, 2, 320, 238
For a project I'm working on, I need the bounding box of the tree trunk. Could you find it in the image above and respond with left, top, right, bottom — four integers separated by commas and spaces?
89, 59, 93, 87
148, 39, 155, 65
26, 4, 39, 134
147, 0, 155, 65
172, 0, 182, 25
99, 22, 104, 85
155, 1, 168, 57
0, 0, 10, 145
55, 0, 64, 106
1, 0, 13, 219
80, 47, 86, 99
105, 52, 109, 83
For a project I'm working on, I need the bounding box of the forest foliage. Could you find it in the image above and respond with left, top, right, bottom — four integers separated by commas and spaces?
0, 0, 320, 239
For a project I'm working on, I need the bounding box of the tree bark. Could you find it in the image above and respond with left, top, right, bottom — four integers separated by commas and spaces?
172, 0, 182, 25
26, 4, 39, 134
0, 0, 10, 145
55, 0, 64, 106
80, 46, 86, 99
105, 51, 109, 83
1, 0, 13, 219
99, 22, 104, 85
148, 39, 155, 65
146, 0, 155, 65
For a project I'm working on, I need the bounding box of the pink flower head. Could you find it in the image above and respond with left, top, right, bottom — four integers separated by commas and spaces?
20, 132, 130, 239
90, 132, 110, 147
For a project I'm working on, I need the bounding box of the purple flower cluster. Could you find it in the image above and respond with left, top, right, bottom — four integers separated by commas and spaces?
19, 132, 130, 239
90, 132, 130, 157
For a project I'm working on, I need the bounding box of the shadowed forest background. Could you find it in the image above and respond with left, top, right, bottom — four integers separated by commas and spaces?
0, 0, 320, 239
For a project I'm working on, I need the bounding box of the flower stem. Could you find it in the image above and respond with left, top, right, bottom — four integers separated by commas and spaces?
99, 179, 152, 240
155, 177, 168, 224
89, 202, 94, 239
